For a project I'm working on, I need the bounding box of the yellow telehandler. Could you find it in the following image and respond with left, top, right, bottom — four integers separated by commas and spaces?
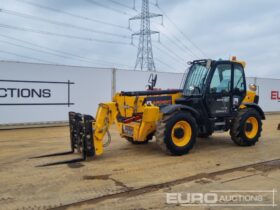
35, 57, 265, 166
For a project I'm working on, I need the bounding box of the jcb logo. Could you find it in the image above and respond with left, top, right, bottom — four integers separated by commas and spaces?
271, 91, 280, 101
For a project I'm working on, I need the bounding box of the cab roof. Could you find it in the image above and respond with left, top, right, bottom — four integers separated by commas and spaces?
191, 58, 246, 68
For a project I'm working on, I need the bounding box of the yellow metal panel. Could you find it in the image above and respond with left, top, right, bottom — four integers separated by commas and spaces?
114, 91, 182, 118
121, 122, 140, 139
93, 102, 117, 156
242, 91, 256, 103
138, 122, 156, 142
142, 106, 159, 122
135, 105, 159, 142
101, 91, 182, 145
240, 91, 257, 109
114, 94, 146, 117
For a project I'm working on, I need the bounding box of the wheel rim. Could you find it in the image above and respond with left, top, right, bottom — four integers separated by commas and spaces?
244, 117, 259, 139
171, 120, 192, 147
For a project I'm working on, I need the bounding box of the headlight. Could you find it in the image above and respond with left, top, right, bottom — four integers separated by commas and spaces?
249, 84, 257, 92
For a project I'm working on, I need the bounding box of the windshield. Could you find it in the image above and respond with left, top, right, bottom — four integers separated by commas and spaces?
183, 63, 209, 95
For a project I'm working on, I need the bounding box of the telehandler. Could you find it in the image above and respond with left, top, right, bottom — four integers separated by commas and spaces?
35, 57, 265, 166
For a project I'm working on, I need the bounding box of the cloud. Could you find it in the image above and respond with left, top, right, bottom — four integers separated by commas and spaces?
0, 0, 279, 78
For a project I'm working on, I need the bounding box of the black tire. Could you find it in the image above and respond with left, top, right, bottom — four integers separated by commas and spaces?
230, 108, 262, 146
156, 111, 197, 155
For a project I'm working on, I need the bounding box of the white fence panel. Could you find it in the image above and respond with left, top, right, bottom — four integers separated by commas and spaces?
0, 62, 112, 124
256, 78, 280, 112
0, 61, 279, 125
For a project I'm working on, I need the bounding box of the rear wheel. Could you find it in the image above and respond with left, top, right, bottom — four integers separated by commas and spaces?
230, 108, 262, 146
156, 112, 197, 155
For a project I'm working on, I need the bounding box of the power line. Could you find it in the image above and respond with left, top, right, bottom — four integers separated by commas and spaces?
0, 57, 132, 69
155, 4, 208, 58
106, 0, 136, 11
86, 0, 130, 16
16, 0, 127, 30
0, 34, 95, 63
0, 8, 130, 39
153, 44, 186, 66
0, 39, 97, 66
154, 57, 176, 71
169, 32, 200, 59
158, 42, 186, 63
160, 32, 197, 60
151, 22, 200, 59
0, 39, 76, 60
0, 50, 53, 64
159, 5, 207, 57
16, 0, 128, 30
0, 35, 133, 69
0, 24, 130, 45
160, 33, 186, 53
153, 44, 185, 66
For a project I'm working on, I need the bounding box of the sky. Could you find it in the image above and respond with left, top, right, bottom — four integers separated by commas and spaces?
0, 0, 279, 78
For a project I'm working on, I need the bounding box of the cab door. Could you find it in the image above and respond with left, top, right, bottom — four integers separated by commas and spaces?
205, 62, 233, 117
232, 63, 246, 109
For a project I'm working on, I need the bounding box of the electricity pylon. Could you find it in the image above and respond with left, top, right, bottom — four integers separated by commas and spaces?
129, 0, 162, 71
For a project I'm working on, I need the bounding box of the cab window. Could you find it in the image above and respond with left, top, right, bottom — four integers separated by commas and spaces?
233, 65, 245, 93
210, 64, 231, 94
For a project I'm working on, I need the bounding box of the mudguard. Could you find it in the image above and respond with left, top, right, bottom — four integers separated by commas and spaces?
242, 103, 266, 120
160, 104, 200, 121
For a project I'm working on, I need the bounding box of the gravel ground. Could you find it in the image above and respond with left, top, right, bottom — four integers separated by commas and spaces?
0, 114, 279, 210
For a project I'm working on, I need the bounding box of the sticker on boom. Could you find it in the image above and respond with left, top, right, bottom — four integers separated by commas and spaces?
146, 96, 172, 106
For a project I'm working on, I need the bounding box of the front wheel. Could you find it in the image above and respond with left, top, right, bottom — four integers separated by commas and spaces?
230, 108, 263, 146
156, 112, 197, 155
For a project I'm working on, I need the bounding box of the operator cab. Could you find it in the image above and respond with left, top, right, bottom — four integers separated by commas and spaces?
177, 57, 247, 132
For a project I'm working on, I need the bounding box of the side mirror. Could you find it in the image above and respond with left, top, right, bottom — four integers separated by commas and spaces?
147, 74, 158, 90
189, 85, 195, 94
153, 74, 158, 88
189, 85, 201, 94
